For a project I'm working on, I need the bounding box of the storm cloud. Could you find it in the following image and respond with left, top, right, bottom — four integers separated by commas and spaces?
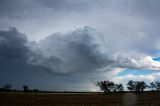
1, 27, 160, 75
0, 27, 29, 60
1, 0, 160, 91
29, 27, 160, 73
28, 26, 112, 74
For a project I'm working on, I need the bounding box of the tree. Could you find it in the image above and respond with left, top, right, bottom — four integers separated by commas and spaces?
96, 80, 123, 93
150, 81, 160, 91
3, 83, 12, 91
136, 81, 147, 92
114, 84, 124, 92
127, 80, 147, 92
23, 85, 28, 92
127, 80, 135, 91
96, 80, 114, 93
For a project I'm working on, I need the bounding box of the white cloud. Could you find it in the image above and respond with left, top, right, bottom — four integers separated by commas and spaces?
111, 72, 160, 86
116, 56, 160, 71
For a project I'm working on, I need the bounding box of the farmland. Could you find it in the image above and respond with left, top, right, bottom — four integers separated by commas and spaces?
0, 92, 160, 106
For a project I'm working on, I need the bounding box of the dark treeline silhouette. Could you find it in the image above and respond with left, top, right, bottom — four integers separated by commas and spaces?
96, 80, 160, 94
1, 80, 160, 93
0, 84, 94, 93
0, 84, 57, 93
0, 83, 12, 92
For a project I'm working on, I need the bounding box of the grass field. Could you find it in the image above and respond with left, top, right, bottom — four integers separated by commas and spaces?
0, 92, 160, 106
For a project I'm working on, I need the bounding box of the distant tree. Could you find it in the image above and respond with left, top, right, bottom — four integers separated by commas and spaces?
3, 83, 12, 91
114, 84, 124, 92
127, 80, 147, 92
150, 82, 156, 91
23, 85, 28, 92
96, 80, 114, 93
96, 80, 123, 93
127, 80, 135, 91
150, 81, 160, 91
136, 81, 147, 92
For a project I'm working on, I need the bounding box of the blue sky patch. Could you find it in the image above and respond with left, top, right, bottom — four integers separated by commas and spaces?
117, 57, 160, 76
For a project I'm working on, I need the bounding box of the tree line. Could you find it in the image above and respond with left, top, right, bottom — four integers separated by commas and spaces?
96, 80, 160, 94
0, 80, 160, 93
0, 84, 51, 93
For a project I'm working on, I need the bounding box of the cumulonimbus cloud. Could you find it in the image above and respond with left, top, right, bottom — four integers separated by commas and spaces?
28, 26, 112, 74
0, 27, 160, 75
27, 26, 160, 74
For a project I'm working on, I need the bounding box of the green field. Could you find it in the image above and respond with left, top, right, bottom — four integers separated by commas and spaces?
0, 92, 160, 106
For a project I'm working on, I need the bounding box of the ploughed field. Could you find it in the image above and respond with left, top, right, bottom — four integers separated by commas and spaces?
0, 92, 160, 106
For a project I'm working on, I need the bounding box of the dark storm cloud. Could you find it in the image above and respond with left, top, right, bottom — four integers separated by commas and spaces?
0, 27, 39, 89
1, 0, 160, 54
1, 0, 160, 91
28, 26, 160, 74
0, 27, 29, 59
28, 26, 113, 74
0, 26, 160, 91
0, 26, 154, 75
0, 27, 94, 91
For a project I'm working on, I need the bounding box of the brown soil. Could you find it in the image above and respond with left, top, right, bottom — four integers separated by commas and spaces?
0, 92, 160, 106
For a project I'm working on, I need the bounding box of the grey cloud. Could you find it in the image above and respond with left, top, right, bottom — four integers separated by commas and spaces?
0, 27, 29, 60
28, 26, 160, 74
1, 0, 160, 91
1, 26, 159, 75
28, 26, 113, 74
0, 27, 94, 91
36, 0, 92, 10
0, 0, 32, 19
0, 26, 160, 91
1, 0, 160, 53
130, 0, 160, 20
0, 0, 94, 19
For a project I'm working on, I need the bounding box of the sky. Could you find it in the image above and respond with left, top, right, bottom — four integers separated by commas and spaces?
0, 0, 160, 91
